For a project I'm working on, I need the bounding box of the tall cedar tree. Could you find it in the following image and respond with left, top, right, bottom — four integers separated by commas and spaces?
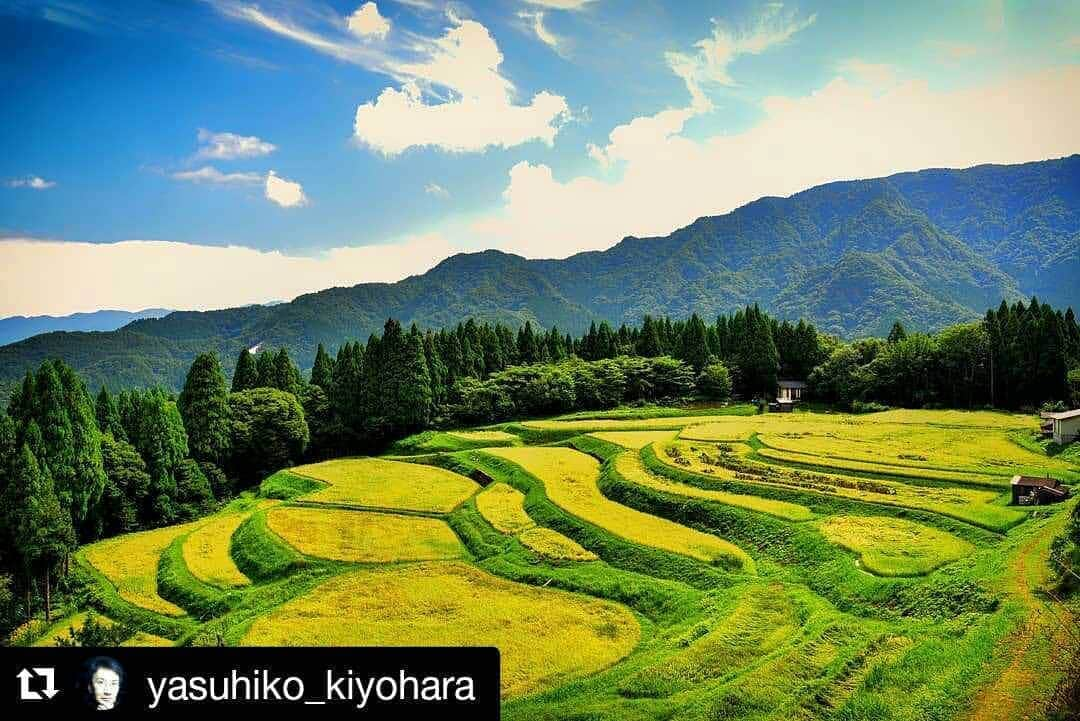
95, 387, 126, 442
232, 349, 259, 392
2, 444, 75, 621
311, 344, 335, 390
178, 352, 232, 466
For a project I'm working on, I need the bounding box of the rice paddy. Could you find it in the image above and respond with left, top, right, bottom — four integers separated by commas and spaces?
484, 446, 755, 571
58, 405, 1079, 719
265, 506, 465, 563
242, 561, 640, 698
818, 516, 975, 576
476, 482, 535, 534
291, 457, 480, 512
81, 521, 201, 616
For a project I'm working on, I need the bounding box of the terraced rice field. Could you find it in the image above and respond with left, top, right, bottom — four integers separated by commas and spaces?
818, 515, 975, 576
81, 521, 202, 616
476, 482, 535, 534
265, 507, 465, 562
484, 446, 754, 571
292, 457, 480, 511
56, 406, 1079, 719
242, 561, 640, 698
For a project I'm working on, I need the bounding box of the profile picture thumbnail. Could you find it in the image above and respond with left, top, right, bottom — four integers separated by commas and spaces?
80, 656, 124, 711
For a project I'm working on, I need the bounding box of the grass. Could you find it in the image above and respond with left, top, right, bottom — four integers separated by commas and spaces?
120, 631, 174, 646
484, 446, 754, 572
389, 429, 521, 454
181, 506, 270, 588
476, 482, 535, 534
81, 521, 202, 617
265, 506, 465, 563
818, 516, 975, 576
615, 448, 816, 522
590, 430, 679, 449
519, 527, 599, 562
242, 561, 641, 699
31, 611, 113, 646
291, 457, 480, 512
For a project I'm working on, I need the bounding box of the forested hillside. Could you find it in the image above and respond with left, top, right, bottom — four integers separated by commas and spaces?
1, 156, 1077, 396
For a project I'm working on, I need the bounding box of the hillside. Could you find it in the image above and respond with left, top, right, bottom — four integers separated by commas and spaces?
0, 308, 171, 346
1, 156, 1078, 395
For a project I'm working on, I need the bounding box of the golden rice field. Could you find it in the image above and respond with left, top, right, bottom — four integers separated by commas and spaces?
242, 561, 640, 698
182, 506, 272, 588
523, 416, 732, 432
589, 430, 679, 449
82, 521, 201, 616
447, 429, 520, 443
266, 506, 465, 563
756, 446, 1004, 487
476, 483, 535, 534
818, 516, 975, 576
661, 440, 1025, 532
32, 611, 112, 647
292, 457, 480, 512
614, 449, 815, 522
484, 446, 754, 571
518, 527, 599, 561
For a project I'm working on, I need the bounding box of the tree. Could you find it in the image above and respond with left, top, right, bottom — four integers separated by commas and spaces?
808, 345, 873, 409
228, 388, 308, 484
95, 387, 126, 442
130, 391, 189, 524
95, 434, 150, 536
271, 348, 302, 397
678, 314, 711, 371
310, 344, 335, 390
255, 350, 276, 390
1, 445, 75, 621
737, 305, 780, 398
174, 459, 215, 519
232, 349, 259, 392
888, 321, 908, 344
178, 352, 231, 466
698, 362, 733, 400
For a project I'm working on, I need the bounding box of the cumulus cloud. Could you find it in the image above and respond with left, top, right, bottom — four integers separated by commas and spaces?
210, 2, 570, 155
195, 128, 276, 160
425, 182, 450, 198
347, 2, 390, 39
472, 67, 1080, 259
5, 176, 56, 190
172, 166, 263, 185
0, 234, 459, 317
264, 171, 308, 207
353, 18, 570, 154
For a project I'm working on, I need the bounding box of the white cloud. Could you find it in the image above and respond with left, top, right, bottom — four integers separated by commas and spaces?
666, 5, 816, 96
347, 2, 390, 39
0, 234, 460, 317
836, 58, 899, 89
5, 176, 56, 190
172, 166, 263, 185
518, 10, 567, 57
211, 2, 570, 155
522, 0, 593, 8
471, 67, 1080, 259
425, 182, 450, 198
353, 18, 570, 154
265, 171, 308, 208
195, 128, 277, 160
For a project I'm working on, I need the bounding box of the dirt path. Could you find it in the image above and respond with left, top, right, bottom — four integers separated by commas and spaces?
966, 511, 1074, 721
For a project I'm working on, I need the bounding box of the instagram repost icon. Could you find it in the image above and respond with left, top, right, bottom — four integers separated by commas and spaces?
16, 667, 58, 701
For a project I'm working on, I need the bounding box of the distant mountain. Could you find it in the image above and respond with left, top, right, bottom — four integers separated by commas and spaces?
1, 156, 1077, 397
0, 308, 172, 346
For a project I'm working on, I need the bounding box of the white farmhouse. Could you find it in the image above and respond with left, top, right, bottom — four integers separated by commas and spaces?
1044, 408, 1080, 444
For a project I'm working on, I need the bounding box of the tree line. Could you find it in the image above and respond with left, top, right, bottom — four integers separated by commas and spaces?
0, 298, 1077, 637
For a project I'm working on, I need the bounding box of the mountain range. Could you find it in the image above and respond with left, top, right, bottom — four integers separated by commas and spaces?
1, 155, 1077, 397
0, 309, 172, 347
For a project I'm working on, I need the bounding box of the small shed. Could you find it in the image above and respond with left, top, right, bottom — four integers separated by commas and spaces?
1043, 409, 1080, 444
776, 380, 807, 407
1010, 475, 1070, 505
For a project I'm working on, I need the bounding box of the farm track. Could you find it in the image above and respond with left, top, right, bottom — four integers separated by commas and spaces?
967, 510, 1075, 721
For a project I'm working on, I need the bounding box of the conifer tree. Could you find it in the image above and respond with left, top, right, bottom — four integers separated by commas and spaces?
311, 344, 335, 390
232, 349, 259, 392
178, 352, 231, 466
95, 387, 126, 442
255, 350, 276, 390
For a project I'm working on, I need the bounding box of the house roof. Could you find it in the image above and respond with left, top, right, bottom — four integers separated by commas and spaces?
778, 380, 807, 388
1011, 475, 1062, 489
1045, 408, 1080, 420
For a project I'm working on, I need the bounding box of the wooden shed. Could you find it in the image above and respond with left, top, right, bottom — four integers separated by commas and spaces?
1010, 475, 1070, 505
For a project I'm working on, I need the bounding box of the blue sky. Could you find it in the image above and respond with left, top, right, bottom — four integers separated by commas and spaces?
1, 0, 1078, 316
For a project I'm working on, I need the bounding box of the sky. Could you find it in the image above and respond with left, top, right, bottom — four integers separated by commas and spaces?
1, 0, 1079, 316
